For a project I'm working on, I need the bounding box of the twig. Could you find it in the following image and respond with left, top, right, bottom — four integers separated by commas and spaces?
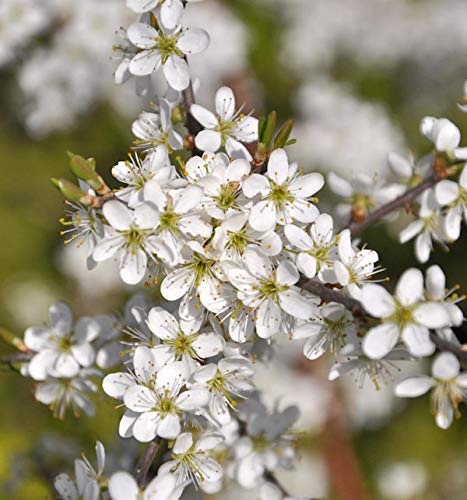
348, 176, 439, 237
264, 471, 298, 497
182, 82, 203, 157
0, 353, 33, 365
135, 437, 161, 488
298, 277, 364, 317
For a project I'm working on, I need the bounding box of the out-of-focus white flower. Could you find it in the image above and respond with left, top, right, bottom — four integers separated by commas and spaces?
377, 461, 427, 499
108, 471, 187, 500
395, 352, 467, 429
420, 117, 467, 159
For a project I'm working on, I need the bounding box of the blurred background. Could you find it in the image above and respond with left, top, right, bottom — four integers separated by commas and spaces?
1, 0, 467, 498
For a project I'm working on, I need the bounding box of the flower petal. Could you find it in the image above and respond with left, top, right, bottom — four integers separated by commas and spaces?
362, 323, 399, 359
395, 376, 434, 397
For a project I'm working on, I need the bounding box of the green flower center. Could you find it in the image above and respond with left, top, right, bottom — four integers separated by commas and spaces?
159, 209, 181, 235
155, 32, 183, 63
154, 394, 177, 417
214, 183, 239, 212
266, 181, 294, 208
257, 273, 288, 299
226, 229, 250, 254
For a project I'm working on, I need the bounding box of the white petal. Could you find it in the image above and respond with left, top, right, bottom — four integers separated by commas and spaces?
173, 432, 193, 454
395, 376, 434, 397
130, 50, 162, 76
256, 299, 281, 339
296, 253, 317, 279
244, 245, 272, 279
435, 406, 454, 429
55, 353, 80, 378
395, 268, 424, 307
279, 288, 316, 319
242, 173, 270, 198
327, 172, 353, 197
133, 203, 160, 230
103, 372, 134, 400
433, 119, 461, 151
387, 152, 413, 179
160, 0, 183, 30
432, 351, 460, 380
444, 207, 462, 241
276, 260, 299, 286
435, 180, 459, 206
163, 55, 190, 91
399, 220, 424, 243
415, 231, 432, 264
124, 385, 155, 413
157, 414, 181, 439
134, 346, 159, 384
192, 334, 224, 358
362, 323, 399, 359
55, 473, 79, 500
93, 234, 124, 262
289, 173, 324, 198
174, 185, 203, 213
413, 302, 450, 329
401, 324, 435, 357
147, 307, 178, 340
176, 388, 211, 411
361, 284, 395, 318
127, 23, 158, 49
284, 224, 312, 251
133, 412, 160, 442
119, 410, 138, 438
120, 248, 147, 285
177, 28, 210, 55
215, 86, 235, 121
190, 104, 218, 128
108, 471, 139, 500
425, 265, 445, 300
225, 158, 251, 182
249, 200, 276, 232
267, 149, 289, 185
195, 130, 222, 152
103, 201, 133, 231
161, 267, 195, 301
71, 343, 95, 367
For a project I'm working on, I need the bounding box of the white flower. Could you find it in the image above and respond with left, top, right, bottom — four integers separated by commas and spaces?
122, 359, 210, 441
284, 213, 336, 280
93, 200, 163, 285
60, 190, 105, 270
212, 212, 282, 264
333, 229, 379, 300
143, 181, 211, 266
126, 0, 199, 30
132, 98, 183, 154
231, 400, 298, 490
420, 117, 467, 159
191, 86, 258, 160
146, 307, 224, 371
55, 441, 106, 500
458, 81, 467, 113
327, 171, 405, 222
434, 164, 467, 241
35, 368, 100, 420
158, 432, 224, 488
185, 152, 251, 219
127, 22, 209, 90
292, 303, 357, 360
387, 152, 433, 186
24, 302, 98, 381
226, 246, 317, 339
160, 241, 232, 314
112, 149, 176, 208
395, 352, 467, 429
190, 357, 255, 424
243, 148, 324, 232
361, 268, 451, 359
328, 343, 409, 390
108, 471, 187, 500
399, 189, 446, 263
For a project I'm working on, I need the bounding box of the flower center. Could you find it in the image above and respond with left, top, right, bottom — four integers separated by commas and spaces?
432, 380, 464, 420
159, 209, 181, 235
266, 181, 294, 208
214, 183, 239, 212
154, 394, 177, 416
226, 229, 250, 254
258, 274, 287, 299
155, 32, 183, 63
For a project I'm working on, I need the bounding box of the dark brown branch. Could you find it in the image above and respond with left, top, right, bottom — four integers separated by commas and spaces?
182, 83, 203, 141
348, 176, 439, 237
298, 277, 364, 317
0, 353, 33, 365
135, 437, 161, 488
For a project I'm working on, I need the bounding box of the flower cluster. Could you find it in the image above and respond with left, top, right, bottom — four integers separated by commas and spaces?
4, 0, 467, 497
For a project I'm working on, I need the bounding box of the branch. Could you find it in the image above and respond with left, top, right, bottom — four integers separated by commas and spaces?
182, 82, 203, 148
348, 176, 439, 237
135, 437, 162, 488
264, 471, 300, 498
0, 353, 33, 365
298, 277, 364, 317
